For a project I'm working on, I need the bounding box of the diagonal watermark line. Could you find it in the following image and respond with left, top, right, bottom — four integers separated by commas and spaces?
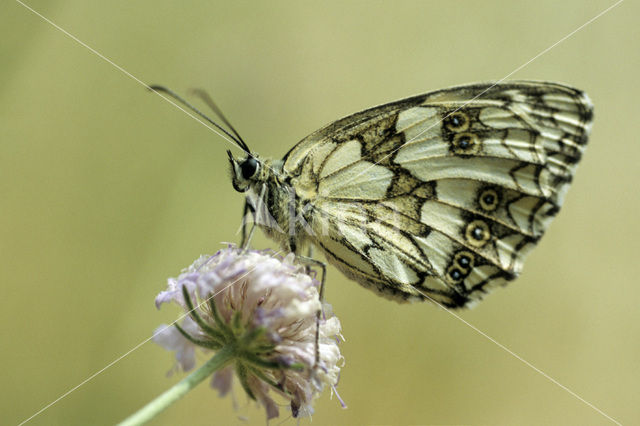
338, 0, 623, 189
415, 289, 621, 425
15, 0, 624, 424
17, 248, 285, 426
15, 0, 242, 150
15, 0, 284, 179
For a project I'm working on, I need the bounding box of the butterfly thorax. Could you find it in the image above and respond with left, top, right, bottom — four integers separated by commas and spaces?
229, 153, 312, 253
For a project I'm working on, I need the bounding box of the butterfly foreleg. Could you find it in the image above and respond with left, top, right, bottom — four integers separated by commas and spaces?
240, 200, 255, 249
241, 184, 269, 250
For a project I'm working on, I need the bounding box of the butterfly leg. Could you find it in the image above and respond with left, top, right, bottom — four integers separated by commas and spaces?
304, 246, 314, 274
240, 200, 256, 249
241, 184, 267, 250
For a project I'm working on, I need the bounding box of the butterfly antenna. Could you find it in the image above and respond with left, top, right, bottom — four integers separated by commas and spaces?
189, 88, 250, 153
148, 85, 250, 153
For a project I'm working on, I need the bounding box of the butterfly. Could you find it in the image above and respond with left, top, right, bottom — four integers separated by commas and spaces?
151, 81, 593, 309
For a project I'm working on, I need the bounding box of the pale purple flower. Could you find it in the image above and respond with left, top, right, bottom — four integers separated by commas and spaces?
153, 247, 345, 420
153, 317, 200, 373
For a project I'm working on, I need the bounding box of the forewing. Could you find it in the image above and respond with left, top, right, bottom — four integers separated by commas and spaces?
284, 81, 593, 308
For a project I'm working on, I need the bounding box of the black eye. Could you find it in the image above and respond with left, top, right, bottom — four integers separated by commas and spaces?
240, 157, 258, 179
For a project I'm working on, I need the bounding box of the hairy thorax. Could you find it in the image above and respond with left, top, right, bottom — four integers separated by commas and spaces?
247, 159, 314, 254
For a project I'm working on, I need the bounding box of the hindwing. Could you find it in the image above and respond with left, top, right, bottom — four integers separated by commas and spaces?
283, 81, 593, 308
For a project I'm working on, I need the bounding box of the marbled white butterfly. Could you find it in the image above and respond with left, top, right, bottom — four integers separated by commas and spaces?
152, 81, 593, 308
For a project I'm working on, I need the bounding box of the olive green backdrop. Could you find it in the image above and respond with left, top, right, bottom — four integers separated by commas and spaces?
2, 1, 638, 425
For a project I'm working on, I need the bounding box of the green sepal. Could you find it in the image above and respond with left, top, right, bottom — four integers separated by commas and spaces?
174, 323, 223, 350
181, 285, 225, 342
235, 362, 256, 400
245, 364, 281, 390
208, 296, 235, 341
238, 325, 266, 347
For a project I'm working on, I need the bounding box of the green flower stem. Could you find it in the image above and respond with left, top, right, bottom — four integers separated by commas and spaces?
118, 346, 234, 426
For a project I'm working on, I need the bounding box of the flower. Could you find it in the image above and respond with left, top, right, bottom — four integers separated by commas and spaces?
153, 246, 345, 420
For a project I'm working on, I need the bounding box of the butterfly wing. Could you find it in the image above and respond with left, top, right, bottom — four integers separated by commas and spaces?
282, 81, 593, 308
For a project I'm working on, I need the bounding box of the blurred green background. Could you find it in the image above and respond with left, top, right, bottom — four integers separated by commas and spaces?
2, 1, 638, 424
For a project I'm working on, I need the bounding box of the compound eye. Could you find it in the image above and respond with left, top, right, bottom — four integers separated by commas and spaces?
240, 157, 259, 179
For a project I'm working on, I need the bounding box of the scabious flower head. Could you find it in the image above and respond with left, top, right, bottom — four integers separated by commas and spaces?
153, 246, 345, 420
